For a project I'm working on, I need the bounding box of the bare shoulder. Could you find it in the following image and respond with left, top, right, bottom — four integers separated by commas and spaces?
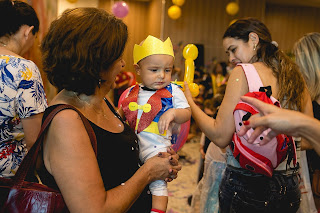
252, 61, 268, 69
49, 108, 86, 133
43, 107, 92, 175
229, 65, 244, 74
221, 65, 248, 102
252, 62, 278, 94
252, 62, 273, 74
227, 65, 247, 88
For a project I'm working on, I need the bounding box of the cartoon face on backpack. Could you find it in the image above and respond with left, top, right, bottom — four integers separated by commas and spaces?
230, 64, 296, 177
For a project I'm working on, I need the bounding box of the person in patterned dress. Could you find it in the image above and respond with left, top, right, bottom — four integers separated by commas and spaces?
0, 0, 48, 177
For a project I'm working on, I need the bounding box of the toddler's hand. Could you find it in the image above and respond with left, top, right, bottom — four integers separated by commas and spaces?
158, 109, 175, 134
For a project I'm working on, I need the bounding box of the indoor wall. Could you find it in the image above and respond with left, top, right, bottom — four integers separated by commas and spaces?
26, 0, 320, 102
97, 0, 320, 76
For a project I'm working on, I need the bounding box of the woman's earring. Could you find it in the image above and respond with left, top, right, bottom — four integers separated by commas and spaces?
121, 59, 125, 68
253, 43, 257, 51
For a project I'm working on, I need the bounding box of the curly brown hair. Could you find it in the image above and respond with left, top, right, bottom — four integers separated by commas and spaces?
223, 17, 305, 111
41, 8, 128, 95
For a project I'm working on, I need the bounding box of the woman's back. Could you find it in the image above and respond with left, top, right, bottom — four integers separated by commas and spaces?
252, 62, 279, 99
0, 0, 46, 177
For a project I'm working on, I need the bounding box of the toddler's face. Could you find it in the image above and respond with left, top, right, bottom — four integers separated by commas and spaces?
136, 54, 174, 90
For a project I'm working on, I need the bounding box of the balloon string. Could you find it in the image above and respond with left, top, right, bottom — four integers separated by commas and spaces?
160, 0, 166, 40
111, 0, 114, 10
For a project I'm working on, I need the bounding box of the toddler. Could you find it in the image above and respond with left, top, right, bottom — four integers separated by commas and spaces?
120, 35, 191, 213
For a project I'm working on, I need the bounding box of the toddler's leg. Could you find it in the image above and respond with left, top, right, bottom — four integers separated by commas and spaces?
149, 180, 168, 213
142, 147, 170, 213
151, 195, 168, 213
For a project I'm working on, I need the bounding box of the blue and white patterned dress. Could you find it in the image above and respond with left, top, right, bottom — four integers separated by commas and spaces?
0, 55, 47, 177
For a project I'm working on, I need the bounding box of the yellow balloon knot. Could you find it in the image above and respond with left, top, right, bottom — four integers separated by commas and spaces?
189, 83, 199, 97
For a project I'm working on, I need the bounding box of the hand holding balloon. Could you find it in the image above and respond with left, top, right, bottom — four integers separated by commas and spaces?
172, 44, 199, 97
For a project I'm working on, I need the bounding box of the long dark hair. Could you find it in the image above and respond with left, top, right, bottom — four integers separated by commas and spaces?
223, 17, 305, 111
0, 0, 39, 37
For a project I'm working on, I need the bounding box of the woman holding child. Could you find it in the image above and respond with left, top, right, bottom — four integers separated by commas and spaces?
38, 8, 181, 213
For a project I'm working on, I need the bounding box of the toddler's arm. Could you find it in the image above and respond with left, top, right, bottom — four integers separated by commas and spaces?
158, 107, 191, 134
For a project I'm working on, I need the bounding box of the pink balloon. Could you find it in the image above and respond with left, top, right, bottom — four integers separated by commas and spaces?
112, 1, 129, 18
118, 87, 131, 108
126, 72, 136, 87
172, 120, 190, 152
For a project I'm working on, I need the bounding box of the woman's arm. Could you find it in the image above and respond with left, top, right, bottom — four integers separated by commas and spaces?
300, 87, 314, 150
21, 113, 43, 150
184, 66, 248, 148
43, 110, 180, 213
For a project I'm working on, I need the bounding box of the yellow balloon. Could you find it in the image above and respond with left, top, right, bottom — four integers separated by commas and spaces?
183, 44, 198, 84
184, 59, 194, 84
168, 5, 181, 20
229, 19, 237, 26
189, 83, 199, 97
178, 83, 199, 98
183, 44, 198, 60
172, 0, 185, 6
171, 44, 199, 97
67, 0, 78, 3
226, 2, 239, 16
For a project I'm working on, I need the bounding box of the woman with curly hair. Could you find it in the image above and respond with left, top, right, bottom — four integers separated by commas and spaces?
39, 7, 181, 212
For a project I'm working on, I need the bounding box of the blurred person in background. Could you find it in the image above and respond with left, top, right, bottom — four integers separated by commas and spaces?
294, 32, 320, 211
0, 0, 47, 177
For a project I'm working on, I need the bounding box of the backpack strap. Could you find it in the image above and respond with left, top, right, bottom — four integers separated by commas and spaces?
238, 63, 263, 92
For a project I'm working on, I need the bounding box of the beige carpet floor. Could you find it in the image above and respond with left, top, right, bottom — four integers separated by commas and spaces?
167, 136, 201, 213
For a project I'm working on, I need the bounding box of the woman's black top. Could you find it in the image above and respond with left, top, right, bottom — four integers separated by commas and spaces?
37, 98, 151, 212
307, 101, 320, 178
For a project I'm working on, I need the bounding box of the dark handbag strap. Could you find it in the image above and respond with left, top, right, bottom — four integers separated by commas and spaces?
13, 104, 97, 188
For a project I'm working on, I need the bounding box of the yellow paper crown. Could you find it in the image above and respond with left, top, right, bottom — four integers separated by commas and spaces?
133, 35, 174, 64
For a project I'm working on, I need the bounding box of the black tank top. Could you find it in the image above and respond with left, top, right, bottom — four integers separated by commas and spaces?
307, 101, 320, 171
38, 98, 151, 212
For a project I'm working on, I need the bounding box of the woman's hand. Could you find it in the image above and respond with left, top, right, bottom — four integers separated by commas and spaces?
237, 96, 301, 145
183, 82, 194, 101
148, 147, 182, 182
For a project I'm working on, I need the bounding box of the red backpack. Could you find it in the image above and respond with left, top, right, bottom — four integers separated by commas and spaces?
231, 63, 297, 177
